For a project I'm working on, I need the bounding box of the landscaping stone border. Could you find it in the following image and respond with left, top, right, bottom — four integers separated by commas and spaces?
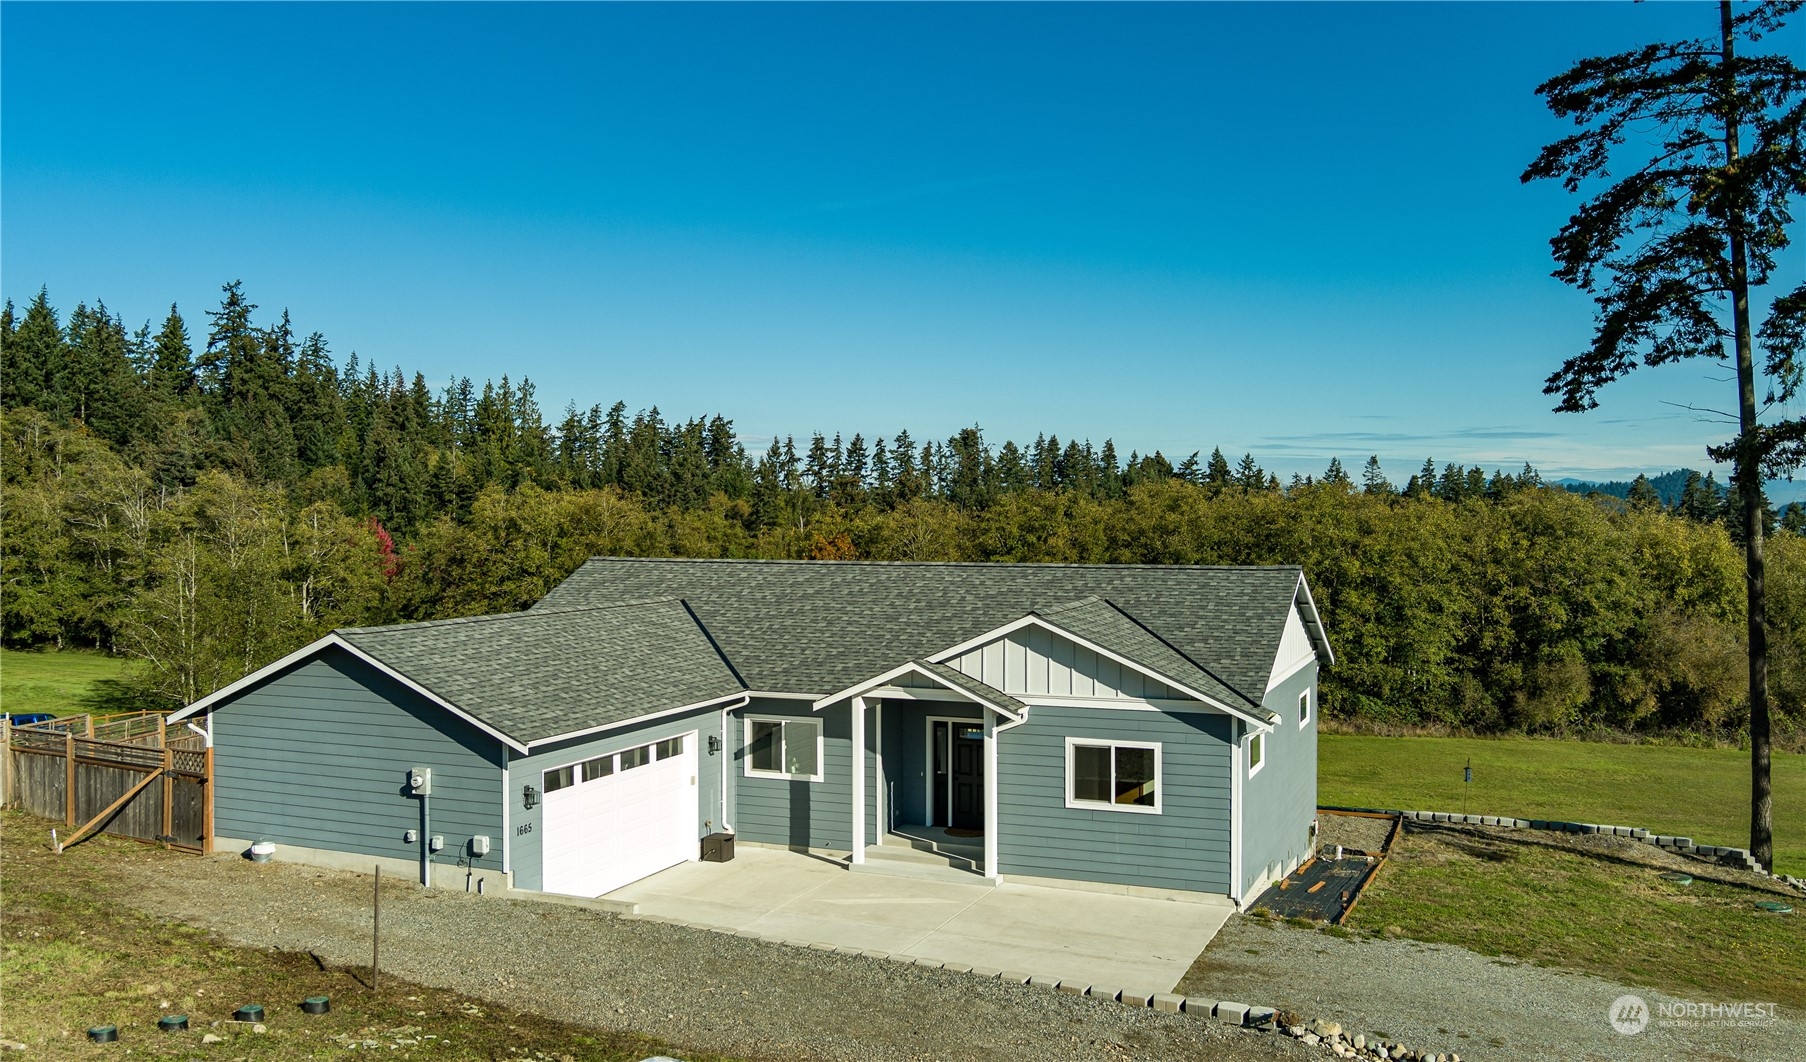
1321, 804, 1805, 892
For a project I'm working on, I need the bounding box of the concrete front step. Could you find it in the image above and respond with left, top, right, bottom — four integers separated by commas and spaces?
867, 843, 982, 874
852, 853, 992, 886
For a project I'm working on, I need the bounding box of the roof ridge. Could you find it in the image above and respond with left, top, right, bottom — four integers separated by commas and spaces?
1031, 595, 1106, 616
577, 557, 1305, 573
339, 596, 685, 635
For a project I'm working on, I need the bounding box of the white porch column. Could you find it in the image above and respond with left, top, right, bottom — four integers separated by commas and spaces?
850, 695, 867, 865
983, 708, 999, 879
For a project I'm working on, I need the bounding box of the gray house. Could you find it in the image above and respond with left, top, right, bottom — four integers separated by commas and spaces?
170, 559, 1331, 906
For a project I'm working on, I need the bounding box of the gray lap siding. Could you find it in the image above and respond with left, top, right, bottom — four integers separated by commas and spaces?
505, 705, 726, 892
997, 704, 1233, 894
732, 698, 869, 851
1240, 663, 1318, 896
209, 646, 504, 863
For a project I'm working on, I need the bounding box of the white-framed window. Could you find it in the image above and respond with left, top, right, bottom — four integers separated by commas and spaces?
1299, 689, 1311, 728
1248, 731, 1265, 777
1064, 737, 1161, 814
744, 715, 824, 782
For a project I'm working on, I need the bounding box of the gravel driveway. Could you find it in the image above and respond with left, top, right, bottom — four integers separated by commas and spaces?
81, 843, 1308, 1062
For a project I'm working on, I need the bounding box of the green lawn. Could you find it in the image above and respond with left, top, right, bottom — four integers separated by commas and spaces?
0, 647, 135, 718
1320, 733, 1806, 876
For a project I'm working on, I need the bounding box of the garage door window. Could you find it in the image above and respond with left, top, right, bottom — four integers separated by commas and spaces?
745, 717, 822, 782
620, 744, 651, 771
656, 736, 684, 759
582, 755, 613, 782
544, 765, 574, 792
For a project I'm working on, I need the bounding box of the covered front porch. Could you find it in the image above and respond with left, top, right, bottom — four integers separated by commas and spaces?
821, 659, 1026, 882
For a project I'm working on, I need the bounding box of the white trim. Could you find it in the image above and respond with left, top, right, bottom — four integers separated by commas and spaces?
742, 714, 825, 783
868, 686, 974, 702
851, 696, 866, 865
522, 691, 748, 750
501, 761, 512, 875
1247, 730, 1266, 778
1062, 737, 1163, 815
1019, 695, 1224, 714
813, 660, 1023, 722
920, 714, 984, 826
1230, 723, 1244, 906
1298, 689, 1311, 729
533, 728, 699, 781
987, 710, 1029, 881
168, 635, 340, 722
1295, 574, 1336, 666
875, 699, 886, 834
923, 614, 1273, 730
1266, 652, 1318, 695
743, 690, 821, 701
982, 709, 998, 877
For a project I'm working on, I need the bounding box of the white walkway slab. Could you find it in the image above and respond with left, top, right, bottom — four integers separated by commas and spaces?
607, 846, 1233, 993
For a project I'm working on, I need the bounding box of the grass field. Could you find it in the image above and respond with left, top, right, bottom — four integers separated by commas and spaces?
0, 647, 135, 718
0, 814, 737, 1060
1320, 733, 1806, 876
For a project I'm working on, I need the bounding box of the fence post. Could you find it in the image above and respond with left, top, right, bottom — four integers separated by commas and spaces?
161, 746, 174, 842
1, 718, 10, 807
65, 731, 76, 826
86, 715, 94, 739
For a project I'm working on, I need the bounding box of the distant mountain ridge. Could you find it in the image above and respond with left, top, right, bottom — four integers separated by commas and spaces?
1558, 471, 1806, 507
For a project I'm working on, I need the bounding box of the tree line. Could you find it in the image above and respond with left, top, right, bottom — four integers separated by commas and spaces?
3, 283, 1801, 741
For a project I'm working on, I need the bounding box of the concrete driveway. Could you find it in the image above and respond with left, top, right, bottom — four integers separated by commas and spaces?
606, 847, 1233, 993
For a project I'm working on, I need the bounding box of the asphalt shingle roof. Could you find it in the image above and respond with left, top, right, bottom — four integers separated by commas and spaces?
913, 660, 1029, 719
536, 558, 1322, 708
336, 598, 745, 746
1030, 597, 1274, 720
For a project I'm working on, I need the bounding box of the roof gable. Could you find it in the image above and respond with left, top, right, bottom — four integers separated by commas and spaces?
333, 598, 745, 745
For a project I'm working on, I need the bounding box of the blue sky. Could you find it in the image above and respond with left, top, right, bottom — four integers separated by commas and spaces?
4, 1, 1800, 483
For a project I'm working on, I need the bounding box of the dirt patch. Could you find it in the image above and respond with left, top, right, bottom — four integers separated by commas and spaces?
1317, 812, 1396, 855
2, 812, 1308, 1061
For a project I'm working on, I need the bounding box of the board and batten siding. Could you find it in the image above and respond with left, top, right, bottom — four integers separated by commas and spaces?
207, 645, 505, 867
1241, 660, 1318, 897
946, 626, 1186, 701
505, 705, 727, 892
996, 704, 1233, 893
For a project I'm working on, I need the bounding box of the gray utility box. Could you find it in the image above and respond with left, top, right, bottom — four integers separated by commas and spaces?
700, 832, 736, 863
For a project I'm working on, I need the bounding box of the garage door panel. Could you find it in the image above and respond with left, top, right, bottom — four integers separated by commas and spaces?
541, 737, 698, 897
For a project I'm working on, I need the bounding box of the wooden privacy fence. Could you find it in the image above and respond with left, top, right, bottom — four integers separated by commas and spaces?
2, 713, 212, 853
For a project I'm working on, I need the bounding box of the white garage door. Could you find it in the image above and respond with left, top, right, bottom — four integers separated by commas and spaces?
541, 732, 698, 897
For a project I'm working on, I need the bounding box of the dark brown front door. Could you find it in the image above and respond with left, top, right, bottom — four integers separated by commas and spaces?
950, 723, 984, 831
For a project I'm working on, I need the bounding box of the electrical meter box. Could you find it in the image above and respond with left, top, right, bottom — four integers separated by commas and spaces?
405, 766, 432, 795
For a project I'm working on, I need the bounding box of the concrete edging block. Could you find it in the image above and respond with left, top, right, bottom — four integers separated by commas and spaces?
1152, 993, 1185, 1014
1000, 970, 1033, 984
1121, 990, 1155, 1008
1028, 974, 1060, 990
1212, 1001, 1251, 1025
914, 957, 945, 970
1057, 981, 1087, 996
970, 965, 1002, 978
1088, 986, 1122, 1002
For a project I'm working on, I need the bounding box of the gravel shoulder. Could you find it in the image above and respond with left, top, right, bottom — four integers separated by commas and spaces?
26, 825, 1311, 1062
1184, 819, 1805, 1062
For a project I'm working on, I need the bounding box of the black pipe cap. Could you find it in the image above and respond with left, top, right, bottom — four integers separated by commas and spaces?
233, 1003, 265, 1022
301, 996, 330, 1015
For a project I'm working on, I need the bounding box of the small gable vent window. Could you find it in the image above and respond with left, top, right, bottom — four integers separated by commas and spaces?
1065, 738, 1161, 814
1249, 732, 1265, 777
745, 716, 823, 782
1299, 690, 1311, 727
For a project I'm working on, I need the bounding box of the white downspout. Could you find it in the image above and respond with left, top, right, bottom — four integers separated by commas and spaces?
718, 695, 749, 833
186, 720, 212, 748
985, 708, 1030, 881
850, 696, 867, 865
